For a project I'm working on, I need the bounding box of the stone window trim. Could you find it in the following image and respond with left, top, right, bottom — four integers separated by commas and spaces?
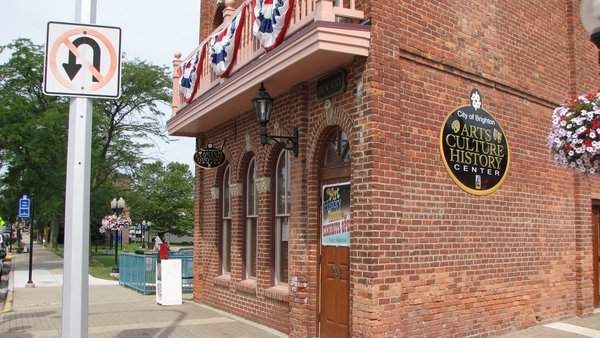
235, 279, 257, 295
213, 273, 231, 288
265, 285, 290, 302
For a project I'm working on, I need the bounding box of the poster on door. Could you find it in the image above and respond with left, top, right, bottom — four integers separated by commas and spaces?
322, 182, 351, 246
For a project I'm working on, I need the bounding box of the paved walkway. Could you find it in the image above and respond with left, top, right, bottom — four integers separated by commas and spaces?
0, 241, 288, 338
1, 240, 599, 337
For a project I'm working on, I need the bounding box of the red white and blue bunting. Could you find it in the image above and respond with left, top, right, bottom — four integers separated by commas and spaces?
179, 44, 206, 103
210, 6, 247, 78
253, 0, 295, 51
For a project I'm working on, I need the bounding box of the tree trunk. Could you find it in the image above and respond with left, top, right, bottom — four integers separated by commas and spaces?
50, 213, 60, 250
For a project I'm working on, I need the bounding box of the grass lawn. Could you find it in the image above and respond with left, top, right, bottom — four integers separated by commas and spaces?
49, 242, 156, 281
89, 254, 117, 280
46, 242, 193, 281
90, 242, 148, 280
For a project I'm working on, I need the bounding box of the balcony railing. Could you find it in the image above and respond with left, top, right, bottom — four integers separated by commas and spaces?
171, 0, 365, 117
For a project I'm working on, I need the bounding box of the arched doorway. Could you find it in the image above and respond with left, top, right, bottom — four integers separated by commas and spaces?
318, 128, 351, 338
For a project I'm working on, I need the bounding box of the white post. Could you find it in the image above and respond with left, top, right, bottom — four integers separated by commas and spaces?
61, 1, 96, 337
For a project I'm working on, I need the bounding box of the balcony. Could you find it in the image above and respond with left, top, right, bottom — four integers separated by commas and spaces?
167, 0, 371, 137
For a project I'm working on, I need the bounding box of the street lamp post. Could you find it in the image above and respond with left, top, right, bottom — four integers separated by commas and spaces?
143, 221, 151, 249
110, 197, 125, 273
27, 194, 35, 287
141, 220, 147, 249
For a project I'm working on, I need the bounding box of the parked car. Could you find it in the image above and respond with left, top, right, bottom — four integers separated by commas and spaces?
0, 235, 6, 257
2, 231, 11, 246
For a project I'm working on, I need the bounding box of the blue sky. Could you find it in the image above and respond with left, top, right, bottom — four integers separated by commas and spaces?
0, 0, 201, 172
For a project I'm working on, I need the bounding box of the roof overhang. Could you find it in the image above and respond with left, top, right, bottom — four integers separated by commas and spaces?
167, 21, 371, 137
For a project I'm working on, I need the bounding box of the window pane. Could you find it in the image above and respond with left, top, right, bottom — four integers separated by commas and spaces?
324, 133, 338, 166
248, 159, 257, 216
323, 130, 351, 166
247, 218, 257, 277
330, 132, 339, 153
277, 217, 289, 283
246, 157, 257, 278
341, 131, 351, 162
223, 219, 231, 273
222, 165, 231, 274
223, 167, 230, 217
276, 151, 290, 214
274, 151, 291, 285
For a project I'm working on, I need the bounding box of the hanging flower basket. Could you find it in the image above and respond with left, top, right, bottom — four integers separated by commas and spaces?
548, 92, 600, 176
100, 214, 132, 234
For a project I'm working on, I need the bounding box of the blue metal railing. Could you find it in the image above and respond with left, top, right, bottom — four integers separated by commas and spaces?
119, 251, 193, 295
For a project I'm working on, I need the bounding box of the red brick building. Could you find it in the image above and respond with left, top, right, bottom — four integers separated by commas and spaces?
167, 0, 600, 337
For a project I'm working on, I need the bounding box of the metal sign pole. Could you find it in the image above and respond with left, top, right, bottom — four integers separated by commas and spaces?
61, 2, 95, 337
61, 98, 92, 338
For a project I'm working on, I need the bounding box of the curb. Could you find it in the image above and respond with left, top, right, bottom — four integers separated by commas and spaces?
0, 256, 13, 314
0, 289, 12, 314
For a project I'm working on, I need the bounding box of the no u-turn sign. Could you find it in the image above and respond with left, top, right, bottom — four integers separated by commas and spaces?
43, 21, 121, 98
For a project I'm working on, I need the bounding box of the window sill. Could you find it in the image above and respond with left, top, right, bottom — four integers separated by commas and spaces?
213, 274, 231, 288
236, 279, 257, 295
265, 285, 290, 302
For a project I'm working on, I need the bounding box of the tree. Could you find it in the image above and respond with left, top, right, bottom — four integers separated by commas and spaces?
127, 161, 194, 241
0, 38, 69, 247
90, 57, 172, 192
0, 39, 175, 251
89, 57, 173, 251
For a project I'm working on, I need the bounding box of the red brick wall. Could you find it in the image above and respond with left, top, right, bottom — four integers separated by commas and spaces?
191, 84, 314, 334
349, 0, 600, 337
191, 0, 600, 337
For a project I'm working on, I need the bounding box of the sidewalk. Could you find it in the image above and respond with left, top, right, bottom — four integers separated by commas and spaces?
1, 243, 600, 337
0, 241, 288, 338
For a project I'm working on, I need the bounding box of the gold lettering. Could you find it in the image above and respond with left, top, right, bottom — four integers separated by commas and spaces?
463, 151, 472, 165
449, 148, 461, 162
445, 134, 457, 148
496, 145, 505, 157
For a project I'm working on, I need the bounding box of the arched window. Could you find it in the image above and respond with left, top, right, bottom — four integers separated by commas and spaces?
319, 129, 351, 180
244, 157, 258, 279
273, 150, 291, 285
324, 129, 351, 166
220, 165, 231, 275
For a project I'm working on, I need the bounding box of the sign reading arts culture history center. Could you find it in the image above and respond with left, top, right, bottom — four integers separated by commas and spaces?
193, 143, 226, 170
44, 22, 122, 98
322, 182, 351, 246
439, 89, 510, 195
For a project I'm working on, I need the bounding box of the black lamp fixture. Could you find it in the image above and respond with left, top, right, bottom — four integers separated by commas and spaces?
110, 197, 125, 273
142, 220, 151, 249
252, 82, 299, 157
581, 0, 600, 49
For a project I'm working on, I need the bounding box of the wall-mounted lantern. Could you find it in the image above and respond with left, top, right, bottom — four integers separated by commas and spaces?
252, 82, 299, 157
581, 0, 600, 48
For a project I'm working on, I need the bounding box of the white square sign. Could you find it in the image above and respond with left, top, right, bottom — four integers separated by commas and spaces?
43, 21, 122, 98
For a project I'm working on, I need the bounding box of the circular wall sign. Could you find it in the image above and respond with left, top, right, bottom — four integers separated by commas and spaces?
439, 89, 510, 195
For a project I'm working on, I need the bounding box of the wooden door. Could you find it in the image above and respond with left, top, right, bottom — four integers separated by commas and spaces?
318, 128, 351, 338
593, 205, 600, 307
320, 245, 350, 338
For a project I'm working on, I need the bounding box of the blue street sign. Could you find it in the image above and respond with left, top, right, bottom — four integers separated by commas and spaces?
19, 195, 31, 219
